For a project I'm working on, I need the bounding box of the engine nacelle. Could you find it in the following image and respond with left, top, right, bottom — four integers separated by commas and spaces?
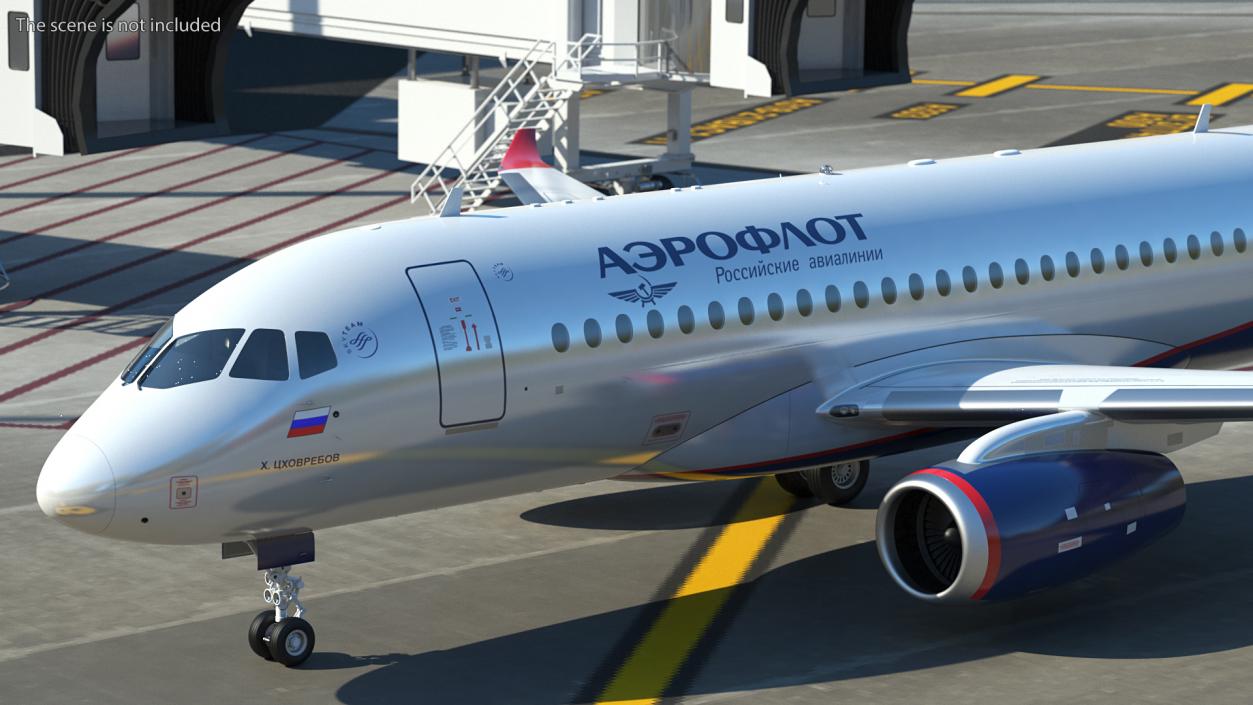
876, 451, 1185, 603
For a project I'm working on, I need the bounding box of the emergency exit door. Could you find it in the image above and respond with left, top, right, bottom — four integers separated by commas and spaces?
407, 260, 505, 427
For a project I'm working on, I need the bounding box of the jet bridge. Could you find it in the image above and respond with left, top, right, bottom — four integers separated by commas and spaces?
0, 0, 914, 210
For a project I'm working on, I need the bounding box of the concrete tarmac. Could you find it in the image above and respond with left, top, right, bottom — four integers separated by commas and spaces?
3, 3, 1253, 703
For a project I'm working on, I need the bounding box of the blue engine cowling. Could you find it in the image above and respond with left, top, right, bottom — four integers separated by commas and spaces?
875, 450, 1185, 603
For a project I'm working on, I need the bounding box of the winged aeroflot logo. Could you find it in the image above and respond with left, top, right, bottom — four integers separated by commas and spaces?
609, 276, 677, 307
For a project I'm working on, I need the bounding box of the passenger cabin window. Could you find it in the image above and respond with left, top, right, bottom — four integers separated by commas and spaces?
122, 319, 173, 384
615, 314, 634, 343
140, 329, 244, 389
824, 285, 841, 312
647, 310, 665, 338
296, 331, 339, 377
1015, 258, 1030, 285
1090, 248, 1105, 274
1040, 255, 1056, 281
584, 319, 602, 348
738, 297, 755, 325
1139, 242, 1154, 267
988, 262, 1004, 289
1114, 245, 1130, 270
908, 273, 924, 301
936, 269, 952, 296
1065, 252, 1080, 277
796, 289, 814, 316
1235, 228, 1247, 253
853, 281, 870, 308
1164, 238, 1178, 263
230, 329, 289, 381
961, 266, 977, 293
1187, 234, 1201, 260
1211, 231, 1225, 256
677, 305, 696, 334
767, 293, 784, 321
708, 302, 726, 330
881, 277, 897, 304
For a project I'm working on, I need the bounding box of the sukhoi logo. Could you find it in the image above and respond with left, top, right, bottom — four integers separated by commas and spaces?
609, 276, 677, 307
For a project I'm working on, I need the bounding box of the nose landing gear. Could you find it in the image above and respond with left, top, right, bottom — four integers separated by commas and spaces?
225, 532, 317, 668
247, 566, 316, 666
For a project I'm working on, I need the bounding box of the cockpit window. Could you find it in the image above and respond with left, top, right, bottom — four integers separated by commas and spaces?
295, 331, 337, 379
121, 319, 173, 384
139, 329, 244, 389
230, 329, 289, 381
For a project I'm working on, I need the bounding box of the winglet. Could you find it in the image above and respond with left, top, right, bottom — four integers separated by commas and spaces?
497, 128, 601, 205
501, 129, 550, 171
1194, 104, 1212, 134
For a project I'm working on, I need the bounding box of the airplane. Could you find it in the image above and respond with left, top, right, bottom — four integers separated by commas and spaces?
35, 107, 1253, 666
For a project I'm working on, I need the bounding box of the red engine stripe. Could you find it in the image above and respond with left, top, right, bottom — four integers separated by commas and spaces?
913, 467, 1002, 600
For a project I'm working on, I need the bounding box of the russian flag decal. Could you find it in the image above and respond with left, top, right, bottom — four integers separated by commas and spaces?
288, 406, 331, 438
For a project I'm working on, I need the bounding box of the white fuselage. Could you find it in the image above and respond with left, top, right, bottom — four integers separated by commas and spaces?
37, 127, 1253, 544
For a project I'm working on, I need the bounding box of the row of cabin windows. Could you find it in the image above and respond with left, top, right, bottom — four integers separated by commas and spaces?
551, 228, 1247, 352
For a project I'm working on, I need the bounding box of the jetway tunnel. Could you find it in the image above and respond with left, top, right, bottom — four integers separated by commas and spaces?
32, 0, 248, 153
747, 0, 913, 96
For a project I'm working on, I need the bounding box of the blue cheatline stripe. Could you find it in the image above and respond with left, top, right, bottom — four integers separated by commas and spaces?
290, 416, 328, 430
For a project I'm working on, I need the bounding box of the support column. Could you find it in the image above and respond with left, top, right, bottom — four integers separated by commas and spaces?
665, 88, 693, 159
552, 86, 580, 172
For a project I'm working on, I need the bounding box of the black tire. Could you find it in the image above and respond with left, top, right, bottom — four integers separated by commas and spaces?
803, 459, 870, 506
248, 610, 277, 661
267, 617, 316, 667
774, 471, 814, 498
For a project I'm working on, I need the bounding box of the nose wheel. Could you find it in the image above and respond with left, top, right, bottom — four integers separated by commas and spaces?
246, 566, 316, 667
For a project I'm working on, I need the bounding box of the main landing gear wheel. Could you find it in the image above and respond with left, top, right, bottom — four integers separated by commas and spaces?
248, 610, 277, 660
267, 617, 316, 667
247, 566, 315, 667
804, 459, 870, 506
774, 471, 814, 498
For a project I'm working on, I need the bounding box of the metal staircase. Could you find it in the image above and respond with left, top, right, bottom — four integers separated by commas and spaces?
409, 37, 600, 214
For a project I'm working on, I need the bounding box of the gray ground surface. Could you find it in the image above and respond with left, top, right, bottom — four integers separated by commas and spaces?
2, 4, 1253, 703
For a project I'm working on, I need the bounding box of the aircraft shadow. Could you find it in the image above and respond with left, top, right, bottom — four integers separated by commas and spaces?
522, 479, 825, 530
0, 231, 243, 313
328, 472, 1253, 705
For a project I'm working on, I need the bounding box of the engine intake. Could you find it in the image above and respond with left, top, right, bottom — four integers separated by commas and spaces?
876, 451, 1185, 603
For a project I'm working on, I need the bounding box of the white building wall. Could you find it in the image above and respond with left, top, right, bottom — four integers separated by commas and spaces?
241, 0, 572, 58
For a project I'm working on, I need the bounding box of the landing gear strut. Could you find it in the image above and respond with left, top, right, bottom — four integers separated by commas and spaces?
247, 566, 316, 667
228, 532, 318, 668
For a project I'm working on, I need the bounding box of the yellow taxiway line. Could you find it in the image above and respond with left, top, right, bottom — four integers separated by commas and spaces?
913, 75, 1253, 103
595, 479, 796, 705
954, 73, 1043, 98
1028, 83, 1197, 96
1185, 82, 1253, 106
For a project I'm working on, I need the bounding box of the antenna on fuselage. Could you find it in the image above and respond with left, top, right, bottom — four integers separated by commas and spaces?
1194, 104, 1212, 134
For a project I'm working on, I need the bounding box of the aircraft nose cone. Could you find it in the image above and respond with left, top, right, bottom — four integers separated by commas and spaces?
36, 435, 116, 534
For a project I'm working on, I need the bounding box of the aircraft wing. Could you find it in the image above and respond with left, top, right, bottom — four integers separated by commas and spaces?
820, 362, 1253, 425
498, 128, 600, 205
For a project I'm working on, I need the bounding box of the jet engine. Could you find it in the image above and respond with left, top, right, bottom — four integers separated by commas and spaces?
876, 451, 1185, 603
